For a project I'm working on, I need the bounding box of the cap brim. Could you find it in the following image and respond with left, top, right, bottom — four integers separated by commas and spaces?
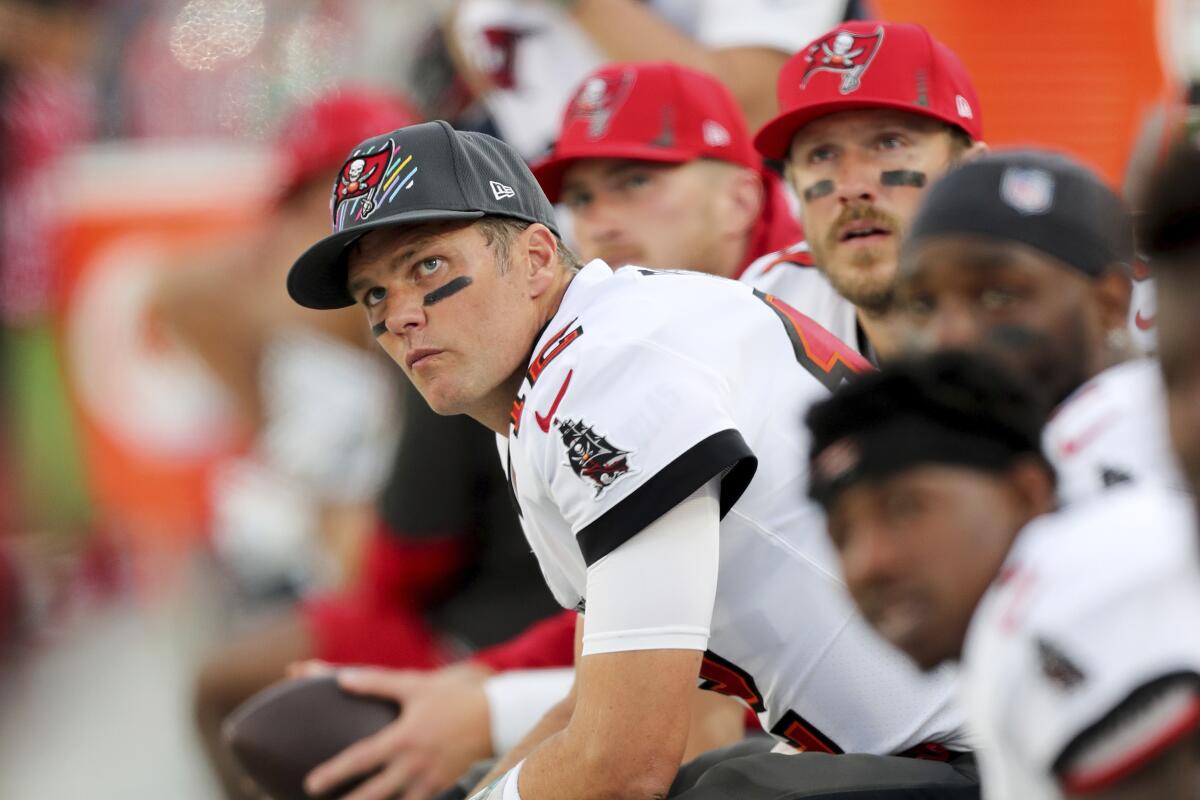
754, 99, 968, 161
287, 209, 486, 309
531, 142, 705, 203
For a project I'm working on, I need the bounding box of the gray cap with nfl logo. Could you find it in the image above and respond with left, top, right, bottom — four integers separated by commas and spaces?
287, 120, 561, 310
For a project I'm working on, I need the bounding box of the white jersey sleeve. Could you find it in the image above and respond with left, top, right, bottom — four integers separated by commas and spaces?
523, 336, 754, 568
740, 242, 863, 355
1043, 358, 1187, 505
961, 485, 1200, 799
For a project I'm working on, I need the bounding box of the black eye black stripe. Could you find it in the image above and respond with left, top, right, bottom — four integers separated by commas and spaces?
423, 276, 473, 306
880, 170, 926, 188
803, 180, 834, 201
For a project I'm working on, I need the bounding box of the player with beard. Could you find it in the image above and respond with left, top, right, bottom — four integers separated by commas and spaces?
745, 21, 986, 361
1140, 132, 1200, 507
805, 351, 1200, 800
896, 149, 1187, 504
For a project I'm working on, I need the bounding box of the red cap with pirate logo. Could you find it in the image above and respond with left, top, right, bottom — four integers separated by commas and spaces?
531, 62, 761, 203
275, 87, 421, 200
754, 21, 982, 161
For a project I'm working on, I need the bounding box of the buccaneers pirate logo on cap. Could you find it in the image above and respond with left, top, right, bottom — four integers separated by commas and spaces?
566, 68, 636, 139
800, 26, 885, 95
333, 144, 390, 224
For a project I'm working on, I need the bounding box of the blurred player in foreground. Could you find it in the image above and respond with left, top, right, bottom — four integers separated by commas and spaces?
294, 60, 805, 800
745, 21, 986, 360
806, 351, 1200, 799
287, 120, 973, 800
895, 150, 1186, 505
1140, 132, 1200, 505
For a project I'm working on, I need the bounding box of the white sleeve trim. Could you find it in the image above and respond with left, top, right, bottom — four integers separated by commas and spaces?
581, 479, 720, 657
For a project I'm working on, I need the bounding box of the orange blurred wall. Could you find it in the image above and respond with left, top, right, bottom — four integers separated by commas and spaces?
871, 0, 1182, 187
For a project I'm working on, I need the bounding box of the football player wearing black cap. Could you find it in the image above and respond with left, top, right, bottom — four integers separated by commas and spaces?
896, 149, 1186, 505
806, 351, 1200, 800
287, 119, 978, 800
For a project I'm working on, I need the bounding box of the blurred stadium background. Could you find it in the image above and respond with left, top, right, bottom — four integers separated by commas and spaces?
0, 1, 1197, 797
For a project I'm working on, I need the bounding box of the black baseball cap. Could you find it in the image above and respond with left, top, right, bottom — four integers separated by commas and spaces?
905, 149, 1134, 279
288, 120, 561, 310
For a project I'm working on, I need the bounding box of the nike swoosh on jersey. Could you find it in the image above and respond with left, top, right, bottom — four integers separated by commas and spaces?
1058, 412, 1119, 458
536, 369, 573, 433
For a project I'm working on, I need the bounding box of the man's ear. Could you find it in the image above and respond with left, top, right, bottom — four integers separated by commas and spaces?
960, 138, 989, 163
721, 166, 765, 241
523, 223, 560, 298
1009, 457, 1057, 519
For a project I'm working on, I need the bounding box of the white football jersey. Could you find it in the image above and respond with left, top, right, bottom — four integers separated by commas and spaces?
452, 0, 844, 160
740, 241, 863, 355
502, 260, 967, 755
1043, 358, 1187, 505
961, 485, 1200, 799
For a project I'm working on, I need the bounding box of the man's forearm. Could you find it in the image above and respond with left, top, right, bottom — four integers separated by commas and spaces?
566, 0, 787, 128
470, 688, 575, 792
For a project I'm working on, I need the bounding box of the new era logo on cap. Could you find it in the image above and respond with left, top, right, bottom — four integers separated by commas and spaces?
491, 180, 515, 200
956, 95, 974, 119
702, 120, 731, 148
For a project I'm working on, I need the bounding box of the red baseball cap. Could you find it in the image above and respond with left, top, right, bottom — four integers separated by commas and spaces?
531, 62, 761, 203
754, 22, 982, 161
275, 87, 421, 200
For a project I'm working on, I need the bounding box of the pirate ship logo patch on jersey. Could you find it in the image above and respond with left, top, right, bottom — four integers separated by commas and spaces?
800, 26, 884, 94
557, 418, 635, 497
566, 69, 636, 139
331, 139, 418, 231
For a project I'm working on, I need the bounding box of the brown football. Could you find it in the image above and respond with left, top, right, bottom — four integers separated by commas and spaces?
223, 674, 400, 800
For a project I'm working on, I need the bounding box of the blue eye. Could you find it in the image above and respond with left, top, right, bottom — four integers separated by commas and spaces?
417, 257, 444, 278
363, 287, 386, 308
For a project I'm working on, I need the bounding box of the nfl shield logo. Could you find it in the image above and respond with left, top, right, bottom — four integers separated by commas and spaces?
1000, 167, 1055, 215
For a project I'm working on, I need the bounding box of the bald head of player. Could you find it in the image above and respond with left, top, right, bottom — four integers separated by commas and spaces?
1141, 133, 1200, 503
754, 22, 986, 356
896, 150, 1136, 409
806, 351, 1055, 669
532, 61, 799, 278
